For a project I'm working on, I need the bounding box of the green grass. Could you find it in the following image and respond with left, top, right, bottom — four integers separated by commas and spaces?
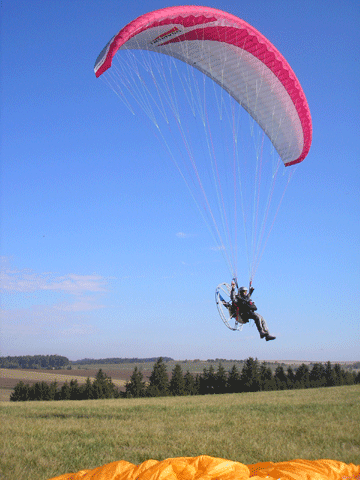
1, 385, 359, 480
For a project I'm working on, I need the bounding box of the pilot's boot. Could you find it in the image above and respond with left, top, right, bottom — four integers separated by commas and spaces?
265, 334, 276, 341
253, 314, 275, 340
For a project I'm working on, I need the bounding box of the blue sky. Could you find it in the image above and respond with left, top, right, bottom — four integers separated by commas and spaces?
1, 0, 359, 362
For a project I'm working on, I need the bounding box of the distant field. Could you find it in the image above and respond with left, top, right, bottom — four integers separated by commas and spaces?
1, 385, 359, 480
70, 359, 360, 373
70, 359, 246, 374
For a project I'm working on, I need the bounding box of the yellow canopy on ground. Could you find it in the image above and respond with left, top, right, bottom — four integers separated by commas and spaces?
48, 455, 360, 480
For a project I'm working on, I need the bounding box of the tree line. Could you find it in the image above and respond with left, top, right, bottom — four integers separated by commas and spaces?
123, 357, 360, 397
10, 358, 360, 401
1, 355, 70, 369
1, 355, 176, 369
10, 369, 119, 401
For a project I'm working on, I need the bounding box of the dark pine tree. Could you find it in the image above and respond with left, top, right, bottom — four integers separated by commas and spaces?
32, 381, 51, 400
240, 357, 261, 392
333, 364, 345, 386
10, 381, 30, 401
169, 364, 185, 396
294, 364, 310, 389
215, 363, 228, 394
227, 364, 241, 393
60, 382, 71, 400
146, 357, 169, 397
259, 362, 275, 391
49, 381, 58, 400
286, 367, 295, 389
200, 365, 216, 395
125, 367, 146, 398
92, 369, 118, 399
184, 370, 197, 395
82, 377, 94, 400
274, 366, 288, 390
325, 361, 337, 387
194, 374, 201, 395
309, 363, 327, 388
69, 379, 81, 400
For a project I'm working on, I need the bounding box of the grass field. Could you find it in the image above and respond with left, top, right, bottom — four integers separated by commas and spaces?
1, 385, 359, 480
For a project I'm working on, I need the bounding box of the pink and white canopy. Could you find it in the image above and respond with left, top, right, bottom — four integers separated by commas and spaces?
95, 6, 312, 166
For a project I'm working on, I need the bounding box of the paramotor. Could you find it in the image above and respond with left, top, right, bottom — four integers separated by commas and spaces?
215, 282, 248, 331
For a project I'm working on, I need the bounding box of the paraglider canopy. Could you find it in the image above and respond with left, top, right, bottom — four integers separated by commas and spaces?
95, 5, 312, 166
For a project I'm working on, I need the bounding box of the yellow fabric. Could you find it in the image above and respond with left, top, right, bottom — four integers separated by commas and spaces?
48, 456, 360, 480
248, 459, 360, 479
